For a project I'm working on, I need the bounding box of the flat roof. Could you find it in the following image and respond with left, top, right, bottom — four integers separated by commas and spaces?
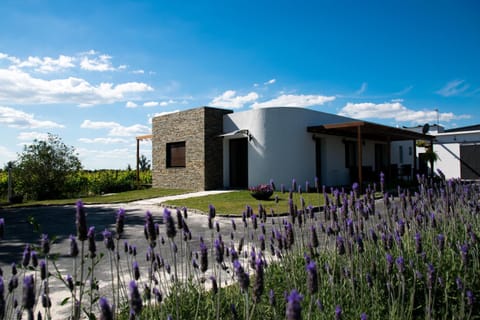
307, 121, 433, 141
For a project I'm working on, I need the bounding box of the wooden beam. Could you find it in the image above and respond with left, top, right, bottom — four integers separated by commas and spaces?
323, 121, 365, 130
136, 134, 153, 141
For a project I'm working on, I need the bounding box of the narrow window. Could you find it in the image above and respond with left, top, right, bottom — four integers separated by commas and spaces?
166, 141, 186, 168
408, 146, 412, 156
399, 145, 404, 164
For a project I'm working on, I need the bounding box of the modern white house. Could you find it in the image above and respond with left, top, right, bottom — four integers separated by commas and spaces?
151, 106, 431, 191
404, 124, 480, 180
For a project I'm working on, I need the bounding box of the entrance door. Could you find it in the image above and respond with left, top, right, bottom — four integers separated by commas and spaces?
460, 145, 480, 179
315, 139, 322, 184
230, 138, 248, 188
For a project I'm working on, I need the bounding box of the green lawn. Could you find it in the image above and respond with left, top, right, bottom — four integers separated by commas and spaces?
163, 190, 326, 215
0, 188, 190, 208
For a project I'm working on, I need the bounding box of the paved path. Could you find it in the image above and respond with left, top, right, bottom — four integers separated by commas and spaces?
0, 190, 238, 319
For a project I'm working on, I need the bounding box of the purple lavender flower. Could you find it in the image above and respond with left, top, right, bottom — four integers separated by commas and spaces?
210, 276, 218, 295
200, 242, 208, 273
286, 223, 294, 249
145, 211, 156, 246
460, 243, 469, 265
115, 208, 125, 239
311, 225, 319, 248
0, 218, 4, 240
306, 261, 318, 294
427, 263, 435, 290
214, 238, 224, 264
8, 275, 18, 293
87, 226, 96, 258
153, 287, 162, 303
40, 260, 47, 280
66, 274, 74, 291
335, 305, 342, 320
163, 208, 177, 239
336, 236, 345, 255
466, 290, 474, 306
396, 256, 405, 274
76, 200, 87, 241
133, 261, 140, 280
360, 313, 368, 320
30, 251, 38, 268
22, 245, 31, 267
286, 289, 303, 320
41, 293, 51, 308
99, 297, 113, 320
41, 234, 50, 255
253, 258, 264, 303
22, 275, 35, 310
386, 254, 393, 275
129, 280, 142, 316
269, 289, 276, 306
414, 233, 422, 254
102, 229, 115, 251
233, 259, 249, 292
69, 235, 79, 257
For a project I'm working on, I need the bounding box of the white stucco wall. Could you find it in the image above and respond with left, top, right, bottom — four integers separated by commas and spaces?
433, 130, 480, 179
222, 107, 359, 189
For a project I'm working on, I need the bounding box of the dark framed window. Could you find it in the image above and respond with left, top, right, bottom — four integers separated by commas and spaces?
166, 141, 186, 168
344, 140, 357, 168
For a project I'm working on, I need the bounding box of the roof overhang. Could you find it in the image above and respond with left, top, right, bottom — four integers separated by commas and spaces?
218, 129, 252, 140
307, 121, 433, 141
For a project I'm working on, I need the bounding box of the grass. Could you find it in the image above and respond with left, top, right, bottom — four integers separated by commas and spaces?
0, 187, 190, 208
163, 190, 326, 215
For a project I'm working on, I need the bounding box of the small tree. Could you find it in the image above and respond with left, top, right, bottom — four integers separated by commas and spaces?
139, 154, 151, 171
14, 133, 82, 200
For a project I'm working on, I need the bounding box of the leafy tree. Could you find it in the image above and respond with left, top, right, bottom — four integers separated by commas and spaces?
14, 133, 82, 200
139, 154, 151, 171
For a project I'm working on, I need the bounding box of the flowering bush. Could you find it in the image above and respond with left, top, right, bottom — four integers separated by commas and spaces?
249, 184, 274, 200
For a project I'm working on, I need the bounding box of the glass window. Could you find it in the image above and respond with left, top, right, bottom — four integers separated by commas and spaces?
166, 141, 186, 168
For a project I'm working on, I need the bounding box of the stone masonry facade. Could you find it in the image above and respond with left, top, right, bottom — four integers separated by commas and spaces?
152, 106, 233, 191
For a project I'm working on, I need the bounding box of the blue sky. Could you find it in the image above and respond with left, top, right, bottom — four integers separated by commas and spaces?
1, 0, 479, 169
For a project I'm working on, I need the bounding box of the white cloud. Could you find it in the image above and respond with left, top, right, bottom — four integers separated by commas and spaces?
132, 69, 145, 74
251, 94, 336, 109
78, 137, 130, 144
436, 80, 470, 97
0, 106, 64, 128
17, 131, 49, 141
264, 79, 276, 85
338, 102, 471, 124
80, 54, 115, 71
210, 90, 259, 109
355, 82, 367, 95
16, 55, 75, 73
143, 101, 159, 107
0, 68, 153, 106
80, 120, 150, 137
125, 101, 138, 108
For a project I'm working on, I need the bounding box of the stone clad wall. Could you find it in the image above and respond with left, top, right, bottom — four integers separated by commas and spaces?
152, 107, 232, 191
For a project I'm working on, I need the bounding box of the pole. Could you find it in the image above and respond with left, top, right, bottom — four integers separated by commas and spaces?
7, 165, 12, 201
136, 138, 140, 187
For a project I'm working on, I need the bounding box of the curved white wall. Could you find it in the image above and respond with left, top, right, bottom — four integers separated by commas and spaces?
223, 107, 356, 189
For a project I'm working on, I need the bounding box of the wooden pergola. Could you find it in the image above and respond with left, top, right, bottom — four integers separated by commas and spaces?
135, 134, 153, 185
307, 121, 433, 189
